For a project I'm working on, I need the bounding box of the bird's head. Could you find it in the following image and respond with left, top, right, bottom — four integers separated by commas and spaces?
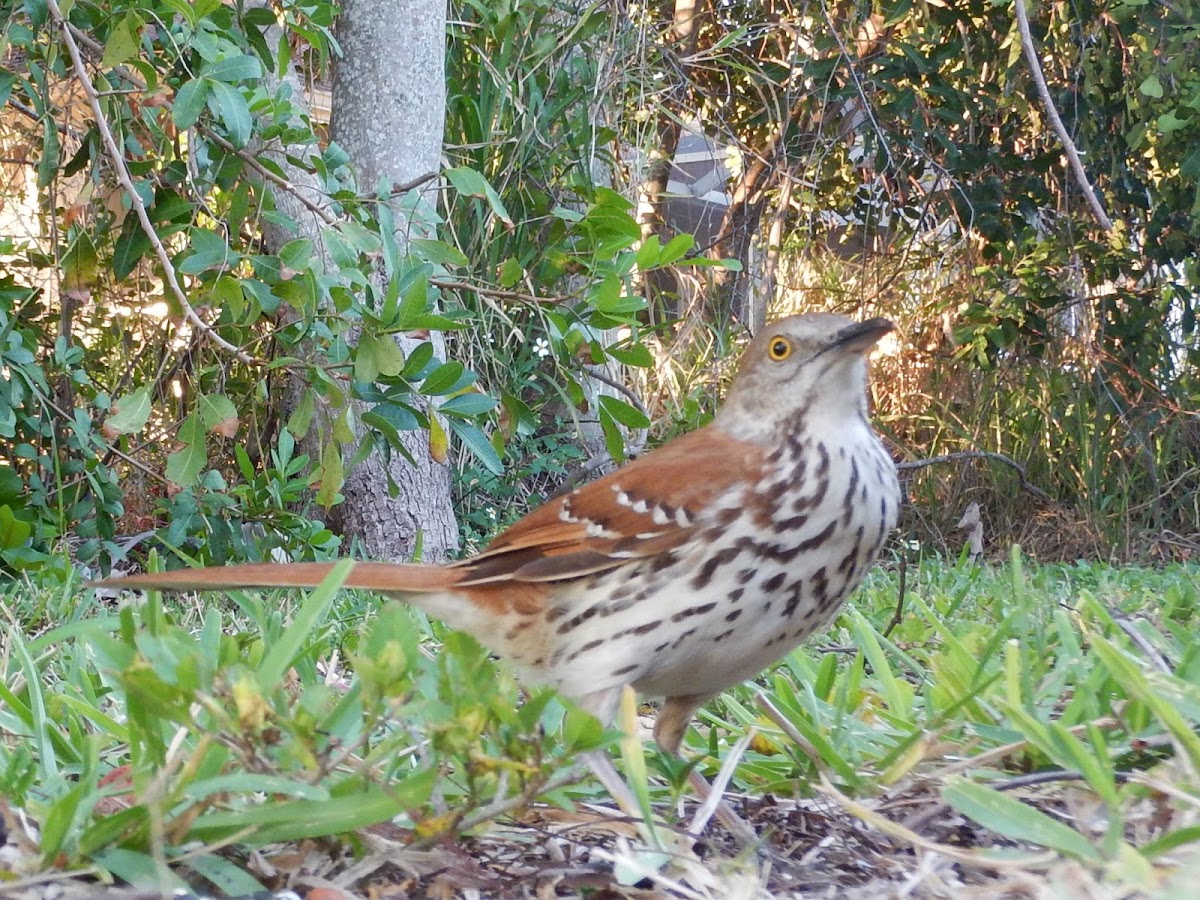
716, 313, 893, 440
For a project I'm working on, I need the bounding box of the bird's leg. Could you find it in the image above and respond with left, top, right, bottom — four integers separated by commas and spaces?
657, 696, 760, 847
574, 686, 675, 847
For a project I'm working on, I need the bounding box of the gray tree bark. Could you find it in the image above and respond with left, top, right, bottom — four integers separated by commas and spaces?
325, 0, 458, 561
248, 0, 458, 563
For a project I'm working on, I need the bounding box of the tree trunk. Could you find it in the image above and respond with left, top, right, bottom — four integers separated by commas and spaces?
248, 0, 457, 562
326, 0, 458, 561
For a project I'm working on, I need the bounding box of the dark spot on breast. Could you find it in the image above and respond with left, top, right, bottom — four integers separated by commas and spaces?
631, 619, 662, 636
566, 637, 607, 662
690, 545, 741, 589
837, 526, 866, 575
712, 628, 735, 643
728, 588, 744, 603
557, 602, 603, 635
841, 457, 861, 527
794, 520, 838, 554
773, 513, 809, 533
725, 608, 743, 622
612, 663, 639, 677
761, 571, 786, 592
736, 567, 756, 584
782, 580, 805, 618
649, 551, 678, 574
716, 506, 741, 527
671, 628, 697, 649
811, 566, 830, 607
672, 601, 717, 623
505, 621, 533, 641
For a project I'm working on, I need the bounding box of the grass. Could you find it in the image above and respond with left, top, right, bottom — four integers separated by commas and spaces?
2, 549, 1200, 896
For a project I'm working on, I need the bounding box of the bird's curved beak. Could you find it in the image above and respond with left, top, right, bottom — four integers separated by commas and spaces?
832, 318, 894, 354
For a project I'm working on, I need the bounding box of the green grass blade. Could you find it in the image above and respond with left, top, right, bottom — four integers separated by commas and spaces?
942, 778, 1104, 862
255, 559, 354, 690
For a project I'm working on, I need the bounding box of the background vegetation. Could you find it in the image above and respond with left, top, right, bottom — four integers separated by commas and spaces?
1, 0, 1198, 895
1, 0, 1195, 574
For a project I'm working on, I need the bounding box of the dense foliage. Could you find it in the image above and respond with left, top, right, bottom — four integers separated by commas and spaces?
0, 0, 1196, 575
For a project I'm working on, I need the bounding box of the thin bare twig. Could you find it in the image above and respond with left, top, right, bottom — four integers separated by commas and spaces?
1013, 0, 1114, 231
48, 0, 268, 367
391, 170, 439, 195
582, 365, 651, 420
898, 450, 1051, 501
1109, 609, 1173, 674
883, 551, 907, 638
432, 277, 566, 306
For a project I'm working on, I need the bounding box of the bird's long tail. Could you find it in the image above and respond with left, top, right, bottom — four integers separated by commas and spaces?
89, 561, 460, 596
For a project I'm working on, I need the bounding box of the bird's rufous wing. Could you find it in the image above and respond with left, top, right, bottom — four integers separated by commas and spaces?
456, 424, 763, 585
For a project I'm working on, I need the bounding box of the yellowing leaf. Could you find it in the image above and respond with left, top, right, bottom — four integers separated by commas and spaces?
428, 414, 448, 464
315, 442, 344, 509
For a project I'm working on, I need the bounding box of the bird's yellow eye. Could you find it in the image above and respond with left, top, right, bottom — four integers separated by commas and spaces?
768, 337, 792, 360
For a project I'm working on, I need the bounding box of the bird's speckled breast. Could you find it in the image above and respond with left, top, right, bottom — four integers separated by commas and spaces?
529, 418, 900, 703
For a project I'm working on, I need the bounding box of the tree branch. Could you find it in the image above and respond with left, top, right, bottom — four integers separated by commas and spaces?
897, 450, 1051, 501
1013, 0, 1114, 231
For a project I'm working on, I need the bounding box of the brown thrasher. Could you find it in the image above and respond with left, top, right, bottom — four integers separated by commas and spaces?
94, 313, 899, 758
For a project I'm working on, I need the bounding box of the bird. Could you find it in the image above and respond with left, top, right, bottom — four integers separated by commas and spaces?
93, 313, 900, 761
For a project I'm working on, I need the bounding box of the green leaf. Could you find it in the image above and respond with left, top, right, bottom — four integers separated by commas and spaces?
187, 772, 436, 845
606, 342, 653, 368
104, 386, 153, 436
498, 257, 524, 287
113, 216, 152, 278
94, 849, 189, 893
206, 80, 252, 148
942, 779, 1103, 861
355, 333, 405, 382
278, 238, 314, 273
179, 227, 234, 274
183, 854, 265, 897
1157, 111, 1191, 134
287, 388, 315, 437
635, 234, 661, 271
101, 13, 141, 68
598, 395, 650, 429
658, 232, 694, 266
420, 360, 467, 395
1138, 75, 1164, 98
206, 274, 244, 320
599, 406, 625, 463
444, 165, 490, 197
444, 166, 512, 227
198, 394, 237, 431
448, 420, 503, 474
172, 79, 209, 129
315, 441, 344, 509
0, 505, 33, 551
38, 117, 60, 189
202, 54, 263, 83
165, 414, 206, 487
410, 238, 469, 268
60, 231, 100, 294
438, 393, 497, 417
